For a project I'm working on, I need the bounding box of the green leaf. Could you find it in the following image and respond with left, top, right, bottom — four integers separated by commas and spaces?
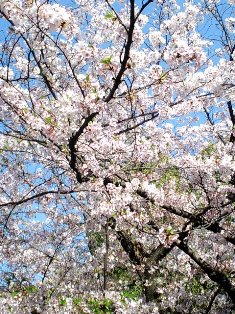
186, 277, 203, 295
73, 297, 82, 305
112, 267, 131, 282
157, 166, 181, 190
45, 116, 53, 124
3, 143, 11, 151
59, 298, 67, 306
101, 56, 112, 65
121, 284, 143, 301
88, 298, 114, 314
89, 231, 104, 248
158, 152, 169, 164
104, 11, 114, 19
25, 285, 38, 293
22, 107, 29, 113
85, 74, 90, 83
201, 143, 215, 159
165, 226, 175, 235
44, 116, 56, 126
10, 290, 20, 297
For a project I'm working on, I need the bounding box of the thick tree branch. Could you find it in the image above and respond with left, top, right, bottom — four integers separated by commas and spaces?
115, 230, 145, 265
104, 0, 135, 102
178, 241, 235, 306
68, 112, 98, 182
205, 287, 222, 314
136, 188, 194, 219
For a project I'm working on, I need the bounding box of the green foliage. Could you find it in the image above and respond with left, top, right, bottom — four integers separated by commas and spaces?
124, 161, 158, 175
165, 226, 176, 236
214, 171, 221, 181
225, 215, 235, 223
201, 143, 215, 159
88, 298, 115, 314
85, 74, 90, 83
92, 86, 97, 93
0, 143, 11, 154
71, 297, 88, 314
112, 267, 131, 281
186, 186, 203, 202
104, 11, 114, 19
47, 288, 54, 300
157, 166, 181, 190
59, 298, 67, 306
10, 290, 20, 297
73, 297, 82, 305
100, 56, 112, 65
121, 283, 143, 301
25, 285, 38, 294
8, 281, 37, 297
88, 231, 105, 255
44, 116, 56, 126
89, 231, 104, 248
140, 162, 157, 175
186, 277, 203, 295
158, 152, 169, 164
191, 278, 203, 294
128, 154, 169, 174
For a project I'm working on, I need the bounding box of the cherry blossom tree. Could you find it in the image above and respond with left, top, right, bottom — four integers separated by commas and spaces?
0, 0, 235, 313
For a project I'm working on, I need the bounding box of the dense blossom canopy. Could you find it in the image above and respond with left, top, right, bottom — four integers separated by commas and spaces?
0, 0, 235, 313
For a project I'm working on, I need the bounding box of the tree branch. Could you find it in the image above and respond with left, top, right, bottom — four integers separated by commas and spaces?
68, 112, 98, 182
178, 241, 235, 306
104, 0, 135, 102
